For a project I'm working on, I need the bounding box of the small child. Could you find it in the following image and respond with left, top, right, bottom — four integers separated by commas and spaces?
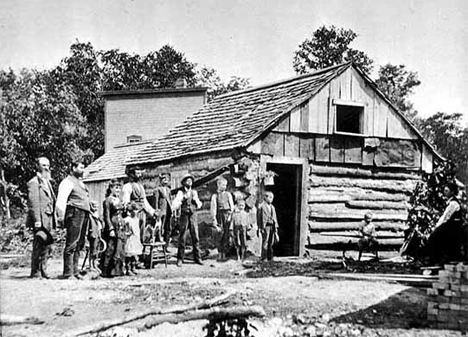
357, 212, 379, 260
124, 203, 143, 275
231, 199, 252, 261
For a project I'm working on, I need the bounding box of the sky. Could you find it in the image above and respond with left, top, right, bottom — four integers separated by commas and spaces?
1, 0, 467, 119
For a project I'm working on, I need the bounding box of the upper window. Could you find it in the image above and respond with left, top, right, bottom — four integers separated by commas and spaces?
127, 135, 142, 143
335, 104, 364, 135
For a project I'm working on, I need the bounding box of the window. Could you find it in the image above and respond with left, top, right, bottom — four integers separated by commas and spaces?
127, 135, 142, 143
335, 104, 364, 135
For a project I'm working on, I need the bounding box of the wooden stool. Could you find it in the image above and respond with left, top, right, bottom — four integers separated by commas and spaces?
143, 242, 168, 269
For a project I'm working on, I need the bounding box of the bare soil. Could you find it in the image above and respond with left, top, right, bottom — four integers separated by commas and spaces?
0, 250, 465, 337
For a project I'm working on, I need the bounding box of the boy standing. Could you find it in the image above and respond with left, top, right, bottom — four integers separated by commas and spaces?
257, 191, 278, 262
210, 177, 234, 261
154, 173, 172, 243
231, 199, 252, 261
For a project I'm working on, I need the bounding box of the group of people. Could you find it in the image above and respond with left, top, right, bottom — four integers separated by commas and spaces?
27, 156, 281, 280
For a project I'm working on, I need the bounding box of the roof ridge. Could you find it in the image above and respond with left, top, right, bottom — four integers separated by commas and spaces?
216, 62, 352, 99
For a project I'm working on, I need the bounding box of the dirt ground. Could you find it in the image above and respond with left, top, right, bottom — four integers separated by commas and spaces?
0, 250, 465, 337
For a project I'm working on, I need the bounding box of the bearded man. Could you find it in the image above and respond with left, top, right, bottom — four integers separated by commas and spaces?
27, 157, 56, 278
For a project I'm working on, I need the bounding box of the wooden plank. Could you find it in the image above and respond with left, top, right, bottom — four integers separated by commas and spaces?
274, 115, 290, 132
350, 68, 374, 135
329, 79, 340, 134
290, 106, 301, 132
309, 84, 330, 134
261, 132, 284, 156
284, 134, 300, 157
308, 221, 407, 232
339, 67, 352, 101
387, 108, 418, 139
330, 136, 345, 163
373, 93, 388, 137
300, 102, 309, 132
345, 200, 408, 210
314, 136, 330, 162
299, 135, 315, 159
309, 176, 416, 193
309, 210, 407, 221
344, 137, 362, 163
310, 164, 420, 180
422, 144, 433, 173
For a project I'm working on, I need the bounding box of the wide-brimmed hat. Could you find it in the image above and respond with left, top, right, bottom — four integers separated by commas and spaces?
181, 173, 195, 185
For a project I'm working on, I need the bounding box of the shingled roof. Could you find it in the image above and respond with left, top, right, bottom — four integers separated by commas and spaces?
83, 140, 152, 182
128, 63, 352, 165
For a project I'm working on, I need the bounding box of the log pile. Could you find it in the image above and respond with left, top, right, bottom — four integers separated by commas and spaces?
427, 263, 468, 330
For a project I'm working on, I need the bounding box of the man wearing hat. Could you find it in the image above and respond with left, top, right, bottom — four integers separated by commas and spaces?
154, 173, 173, 243
27, 157, 56, 278
122, 167, 156, 243
172, 173, 203, 266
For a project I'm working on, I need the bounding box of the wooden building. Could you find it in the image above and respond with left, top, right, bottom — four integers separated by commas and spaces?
92, 63, 441, 256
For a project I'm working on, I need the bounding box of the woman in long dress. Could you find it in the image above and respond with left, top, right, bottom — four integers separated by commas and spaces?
101, 179, 126, 277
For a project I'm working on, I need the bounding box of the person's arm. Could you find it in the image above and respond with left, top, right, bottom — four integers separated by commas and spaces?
121, 183, 132, 205
228, 193, 235, 213
154, 188, 161, 212
172, 191, 183, 210
55, 178, 74, 222
141, 187, 155, 216
193, 190, 202, 209
436, 200, 460, 227
272, 205, 279, 230
103, 199, 115, 236
27, 179, 41, 228
210, 194, 217, 223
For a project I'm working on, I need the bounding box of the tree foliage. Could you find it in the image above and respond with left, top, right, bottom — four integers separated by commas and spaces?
196, 67, 250, 102
375, 64, 421, 119
416, 112, 468, 185
293, 25, 374, 75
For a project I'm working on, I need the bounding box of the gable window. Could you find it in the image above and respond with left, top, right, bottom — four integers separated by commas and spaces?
127, 135, 142, 143
333, 100, 365, 135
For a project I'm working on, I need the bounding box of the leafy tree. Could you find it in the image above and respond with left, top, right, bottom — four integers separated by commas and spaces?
196, 67, 250, 102
416, 112, 468, 185
293, 25, 374, 75
0, 69, 89, 192
375, 64, 421, 119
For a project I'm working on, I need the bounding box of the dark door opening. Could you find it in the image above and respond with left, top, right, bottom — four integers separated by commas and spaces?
265, 163, 302, 256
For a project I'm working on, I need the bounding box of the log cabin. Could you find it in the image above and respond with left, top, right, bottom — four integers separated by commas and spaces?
85, 62, 441, 256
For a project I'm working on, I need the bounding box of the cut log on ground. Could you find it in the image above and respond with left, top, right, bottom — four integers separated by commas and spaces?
69, 290, 236, 337
142, 305, 266, 330
323, 272, 436, 287
0, 314, 44, 326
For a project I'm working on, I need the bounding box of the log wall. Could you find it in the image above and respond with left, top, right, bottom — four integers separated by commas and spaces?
306, 163, 420, 250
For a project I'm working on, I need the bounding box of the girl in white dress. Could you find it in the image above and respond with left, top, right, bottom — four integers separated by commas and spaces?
124, 203, 143, 275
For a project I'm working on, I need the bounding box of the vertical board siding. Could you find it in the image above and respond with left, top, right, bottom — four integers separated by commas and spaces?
422, 145, 433, 173
290, 106, 302, 132
330, 137, 345, 163
308, 83, 329, 134
274, 115, 290, 132
344, 137, 363, 163
373, 92, 388, 137
315, 136, 330, 162
339, 68, 352, 101
299, 135, 315, 159
387, 110, 419, 139
300, 102, 309, 132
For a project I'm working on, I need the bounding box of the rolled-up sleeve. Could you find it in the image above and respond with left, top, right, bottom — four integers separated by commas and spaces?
56, 178, 73, 219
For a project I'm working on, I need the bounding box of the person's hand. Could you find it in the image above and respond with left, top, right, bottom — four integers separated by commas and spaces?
34, 222, 42, 229
109, 229, 116, 238
57, 218, 64, 228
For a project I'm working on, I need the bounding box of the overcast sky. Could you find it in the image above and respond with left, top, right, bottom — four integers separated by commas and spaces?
1, 0, 467, 119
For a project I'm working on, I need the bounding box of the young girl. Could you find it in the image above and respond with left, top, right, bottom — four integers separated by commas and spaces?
124, 203, 143, 275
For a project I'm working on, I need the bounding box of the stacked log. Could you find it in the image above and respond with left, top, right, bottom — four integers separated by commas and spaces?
427, 263, 468, 330
307, 164, 418, 250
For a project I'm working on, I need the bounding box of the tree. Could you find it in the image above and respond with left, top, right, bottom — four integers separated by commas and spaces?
375, 64, 421, 120
196, 67, 250, 102
416, 112, 468, 185
293, 25, 374, 75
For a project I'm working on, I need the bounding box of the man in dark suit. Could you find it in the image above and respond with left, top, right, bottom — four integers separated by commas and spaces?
154, 173, 172, 243
27, 157, 56, 278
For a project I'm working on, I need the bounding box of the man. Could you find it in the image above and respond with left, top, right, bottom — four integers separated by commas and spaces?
172, 173, 203, 267
27, 157, 56, 278
154, 173, 173, 243
122, 168, 155, 242
257, 191, 279, 262
56, 160, 91, 279
210, 177, 234, 261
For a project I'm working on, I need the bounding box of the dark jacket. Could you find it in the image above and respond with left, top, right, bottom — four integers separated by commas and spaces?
257, 201, 278, 230
154, 185, 172, 215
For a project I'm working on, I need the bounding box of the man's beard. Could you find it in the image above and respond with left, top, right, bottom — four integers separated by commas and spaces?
73, 171, 84, 179
40, 169, 51, 181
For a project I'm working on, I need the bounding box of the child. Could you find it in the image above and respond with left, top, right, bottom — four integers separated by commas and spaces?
357, 212, 379, 260
257, 191, 279, 262
210, 177, 234, 261
231, 199, 252, 261
87, 207, 104, 272
124, 203, 144, 275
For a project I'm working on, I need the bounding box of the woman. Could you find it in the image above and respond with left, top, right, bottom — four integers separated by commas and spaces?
101, 179, 126, 277
426, 182, 465, 265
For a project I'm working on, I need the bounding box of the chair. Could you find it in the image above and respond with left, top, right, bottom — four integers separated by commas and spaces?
143, 242, 168, 269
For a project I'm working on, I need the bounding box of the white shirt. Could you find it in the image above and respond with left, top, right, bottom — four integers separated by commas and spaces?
436, 198, 460, 227
121, 182, 155, 215
172, 188, 202, 210
56, 176, 86, 219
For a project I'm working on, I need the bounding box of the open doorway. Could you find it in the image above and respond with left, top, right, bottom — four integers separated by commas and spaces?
265, 163, 302, 256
